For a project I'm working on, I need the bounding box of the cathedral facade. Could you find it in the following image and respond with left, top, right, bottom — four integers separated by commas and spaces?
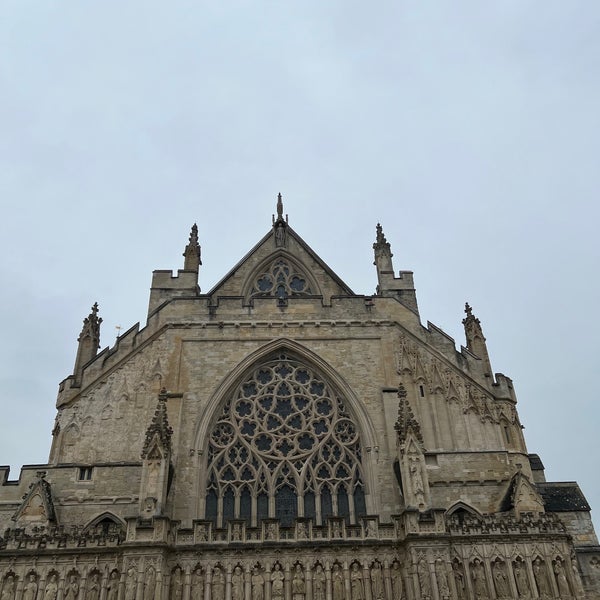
0, 198, 598, 599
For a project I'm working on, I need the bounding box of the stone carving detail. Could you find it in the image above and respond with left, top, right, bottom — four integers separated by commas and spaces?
1, 574, 16, 600
271, 564, 284, 600
292, 564, 305, 600
470, 559, 488, 600
125, 565, 137, 600
390, 561, 404, 600
205, 353, 366, 526
233, 566, 245, 600
43, 573, 58, 600
106, 570, 120, 600
434, 559, 450, 600
252, 566, 265, 600
513, 558, 531, 598
144, 565, 157, 600
22, 572, 38, 600
532, 557, 552, 598
417, 558, 431, 599
212, 566, 225, 600
332, 564, 345, 600
350, 563, 364, 600
64, 572, 80, 600
249, 259, 312, 301
191, 568, 205, 600
370, 561, 384, 600
170, 567, 184, 600
553, 556, 571, 597
492, 559, 510, 599
451, 560, 466, 600
313, 564, 326, 600
86, 571, 101, 600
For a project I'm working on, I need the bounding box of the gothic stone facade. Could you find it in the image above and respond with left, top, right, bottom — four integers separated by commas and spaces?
1, 200, 599, 600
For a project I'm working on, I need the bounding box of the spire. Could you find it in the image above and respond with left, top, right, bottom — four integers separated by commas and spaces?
272, 193, 288, 247
462, 303, 493, 380
372, 223, 395, 280
183, 223, 202, 272
141, 388, 173, 459
394, 384, 423, 447
73, 303, 102, 384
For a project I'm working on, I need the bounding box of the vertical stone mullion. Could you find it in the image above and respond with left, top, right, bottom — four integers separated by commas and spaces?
305, 565, 313, 600
343, 564, 351, 600
324, 565, 332, 600
184, 566, 192, 600
482, 560, 496, 600
382, 562, 392, 600
362, 565, 372, 600
225, 565, 232, 600
284, 564, 292, 600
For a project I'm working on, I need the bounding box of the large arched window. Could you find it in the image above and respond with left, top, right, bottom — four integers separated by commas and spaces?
204, 353, 366, 528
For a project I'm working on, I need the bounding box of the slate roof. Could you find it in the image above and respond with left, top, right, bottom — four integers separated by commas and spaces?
537, 482, 591, 512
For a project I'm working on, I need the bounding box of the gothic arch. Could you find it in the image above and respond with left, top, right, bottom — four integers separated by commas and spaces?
241, 251, 322, 302
194, 338, 378, 526
84, 511, 126, 535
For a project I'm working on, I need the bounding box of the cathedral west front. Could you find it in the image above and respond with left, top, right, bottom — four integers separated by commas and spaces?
0, 196, 598, 599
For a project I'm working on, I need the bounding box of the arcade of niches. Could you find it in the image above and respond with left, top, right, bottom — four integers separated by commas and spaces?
0, 197, 598, 599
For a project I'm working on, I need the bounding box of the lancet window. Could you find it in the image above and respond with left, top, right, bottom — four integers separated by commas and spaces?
205, 353, 366, 527
249, 259, 313, 300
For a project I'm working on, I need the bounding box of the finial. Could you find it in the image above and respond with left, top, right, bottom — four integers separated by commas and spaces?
277, 193, 283, 219
183, 223, 202, 271
464, 302, 472, 317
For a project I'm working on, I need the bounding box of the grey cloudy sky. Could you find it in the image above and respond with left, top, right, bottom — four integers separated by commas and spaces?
1, 2, 598, 528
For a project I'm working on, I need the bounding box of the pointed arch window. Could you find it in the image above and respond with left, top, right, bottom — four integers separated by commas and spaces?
204, 353, 366, 528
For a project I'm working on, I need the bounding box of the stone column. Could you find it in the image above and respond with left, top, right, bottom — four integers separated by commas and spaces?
429, 562, 439, 600
325, 565, 332, 600
525, 560, 539, 599
284, 565, 292, 600
244, 567, 251, 600
264, 566, 271, 600
135, 569, 144, 600
156, 569, 164, 600
305, 565, 313, 600
505, 561, 519, 600
462, 562, 474, 600
58, 573, 67, 600
205, 568, 212, 600
226, 566, 232, 600
362, 565, 372, 600
343, 564, 350, 600
382, 563, 392, 600
482, 561, 496, 600
184, 566, 192, 600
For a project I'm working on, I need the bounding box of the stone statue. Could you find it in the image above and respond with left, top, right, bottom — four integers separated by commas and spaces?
513, 561, 531, 599
212, 567, 225, 600
106, 571, 119, 600
554, 558, 571, 596
125, 566, 137, 600
313, 565, 326, 600
471, 559, 488, 600
144, 566, 157, 600
492, 561, 510, 599
391, 562, 404, 600
64, 574, 80, 600
417, 559, 431, 599
370, 562, 384, 600
43, 574, 58, 600
271, 564, 284, 600
434, 560, 450, 600
191, 569, 205, 600
292, 565, 305, 600
571, 553, 584, 592
332, 565, 344, 600
233, 567, 245, 600
297, 521, 308, 539
350, 564, 364, 600
87, 573, 101, 600
252, 568, 265, 600
171, 568, 184, 600
533, 558, 551, 598
22, 574, 38, 600
409, 459, 425, 506
1, 575, 16, 600
451, 562, 466, 600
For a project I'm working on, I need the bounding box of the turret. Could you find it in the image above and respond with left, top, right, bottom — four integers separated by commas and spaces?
372, 224, 419, 315
462, 303, 493, 381
73, 303, 102, 385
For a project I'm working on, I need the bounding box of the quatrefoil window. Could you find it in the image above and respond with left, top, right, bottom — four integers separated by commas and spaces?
250, 259, 312, 300
205, 354, 366, 527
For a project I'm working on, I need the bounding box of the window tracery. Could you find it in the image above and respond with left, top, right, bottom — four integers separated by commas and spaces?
205, 353, 365, 527
249, 259, 313, 300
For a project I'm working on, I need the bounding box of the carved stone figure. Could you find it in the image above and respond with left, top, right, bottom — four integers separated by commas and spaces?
144, 566, 157, 600
87, 573, 101, 600
571, 553, 583, 593
313, 565, 326, 600
492, 561, 510, 599
350, 564, 364, 600
513, 561, 531, 599
417, 559, 431, 599
191, 569, 205, 600
434, 560, 450, 600
451, 562, 466, 600
297, 521, 308, 539
64, 574, 80, 600
371, 562, 384, 600
271, 564, 284, 600
171, 568, 184, 600
471, 559, 488, 600
233, 567, 245, 600
554, 558, 571, 596
332, 565, 344, 600
125, 566, 137, 600
43, 575, 58, 600
533, 558, 551, 598
106, 571, 119, 600
252, 568, 265, 600
409, 459, 425, 506
391, 562, 404, 600
292, 565, 305, 600
1, 575, 16, 600
212, 567, 225, 600
23, 574, 38, 600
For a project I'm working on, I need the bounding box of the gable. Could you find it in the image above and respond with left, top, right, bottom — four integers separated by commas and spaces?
208, 224, 355, 303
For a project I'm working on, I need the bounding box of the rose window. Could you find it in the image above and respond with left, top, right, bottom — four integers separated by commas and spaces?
249, 259, 312, 300
205, 354, 366, 527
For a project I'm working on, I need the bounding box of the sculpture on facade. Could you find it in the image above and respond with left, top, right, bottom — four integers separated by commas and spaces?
87, 572, 101, 600
370, 561, 384, 600
106, 571, 119, 600
313, 564, 326, 600
292, 564, 305, 600
533, 557, 552, 598
332, 564, 344, 600
191, 568, 205, 600
212, 566, 225, 600
417, 559, 431, 599
391, 562, 404, 600
492, 560, 510, 599
43, 574, 58, 600
22, 573, 38, 600
252, 567, 265, 600
64, 573, 80, 600
233, 566, 245, 600
144, 566, 157, 600
434, 559, 450, 600
553, 557, 571, 596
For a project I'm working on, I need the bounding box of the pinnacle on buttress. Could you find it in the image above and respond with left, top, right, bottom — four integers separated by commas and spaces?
183, 223, 202, 272
462, 302, 493, 380
73, 303, 102, 384
394, 384, 424, 447
272, 193, 288, 247
373, 222, 394, 272
141, 388, 173, 459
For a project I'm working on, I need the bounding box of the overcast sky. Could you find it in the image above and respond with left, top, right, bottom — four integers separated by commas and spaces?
1, 2, 598, 529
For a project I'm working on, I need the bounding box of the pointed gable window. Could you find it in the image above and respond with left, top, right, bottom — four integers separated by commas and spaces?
250, 259, 313, 301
